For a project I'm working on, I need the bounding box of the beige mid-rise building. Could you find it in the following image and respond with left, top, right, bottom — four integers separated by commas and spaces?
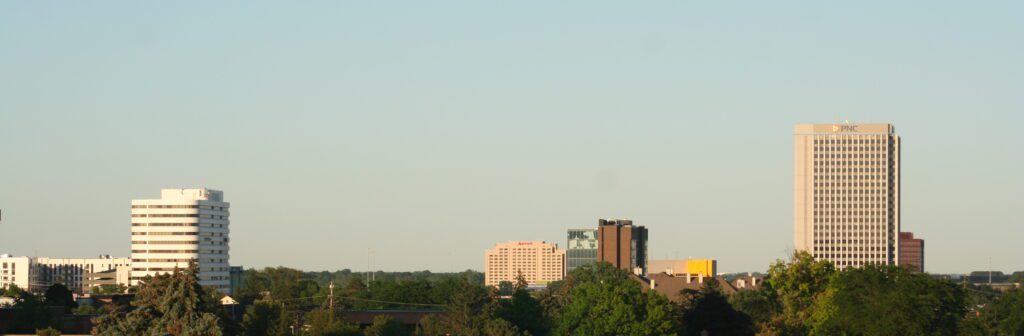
484, 241, 565, 287
794, 123, 900, 270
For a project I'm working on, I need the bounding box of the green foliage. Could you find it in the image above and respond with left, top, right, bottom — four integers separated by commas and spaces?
805, 264, 965, 336
765, 251, 835, 334
497, 281, 515, 296
678, 279, 755, 336
553, 262, 678, 336
92, 263, 223, 336
495, 287, 549, 335
967, 288, 1024, 335
729, 284, 781, 331
72, 304, 105, 315
43, 283, 77, 313
364, 315, 413, 336
91, 284, 129, 294
304, 307, 361, 336
415, 278, 526, 336
35, 326, 61, 336
241, 301, 290, 336
0, 283, 24, 297
8, 291, 60, 333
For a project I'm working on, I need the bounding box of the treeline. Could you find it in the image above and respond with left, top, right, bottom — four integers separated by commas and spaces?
4, 252, 1024, 335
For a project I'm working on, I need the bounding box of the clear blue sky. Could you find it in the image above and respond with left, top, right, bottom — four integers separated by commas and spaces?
1, 1, 1021, 274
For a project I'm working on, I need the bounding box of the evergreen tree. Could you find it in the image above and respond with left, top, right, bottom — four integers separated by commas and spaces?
678, 279, 755, 336
44, 283, 77, 313
93, 263, 223, 336
364, 315, 412, 336
241, 301, 289, 336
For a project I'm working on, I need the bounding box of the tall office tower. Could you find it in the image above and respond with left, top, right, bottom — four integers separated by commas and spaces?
898, 232, 924, 273
566, 229, 598, 274
794, 123, 900, 270
131, 188, 231, 293
484, 241, 565, 287
597, 218, 648, 275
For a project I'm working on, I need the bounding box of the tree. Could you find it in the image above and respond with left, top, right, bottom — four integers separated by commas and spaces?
35, 326, 61, 336
8, 291, 60, 334
495, 285, 549, 335
553, 262, 678, 335
967, 288, 1024, 335
806, 264, 965, 336
497, 281, 515, 297
415, 278, 525, 336
91, 284, 129, 295
364, 315, 412, 336
765, 251, 835, 335
44, 283, 77, 313
678, 279, 755, 336
304, 306, 361, 336
241, 301, 289, 336
729, 284, 781, 332
0, 284, 24, 297
92, 263, 223, 336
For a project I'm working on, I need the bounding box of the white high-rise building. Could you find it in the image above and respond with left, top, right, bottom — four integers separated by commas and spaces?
131, 188, 231, 293
794, 123, 900, 270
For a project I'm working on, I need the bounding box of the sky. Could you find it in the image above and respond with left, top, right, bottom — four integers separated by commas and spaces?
1, 1, 1021, 274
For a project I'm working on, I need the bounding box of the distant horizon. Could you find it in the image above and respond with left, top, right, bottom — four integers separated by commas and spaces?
2, 1, 1021, 274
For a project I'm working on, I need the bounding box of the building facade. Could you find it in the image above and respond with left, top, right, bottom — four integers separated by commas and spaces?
566, 229, 598, 274
484, 241, 565, 287
0, 255, 31, 292
131, 188, 231, 293
794, 123, 900, 270
597, 218, 648, 275
0, 255, 130, 293
898, 232, 924, 272
647, 259, 717, 277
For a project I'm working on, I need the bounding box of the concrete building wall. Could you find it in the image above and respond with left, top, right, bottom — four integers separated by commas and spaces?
484, 241, 565, 287
647, 259, 716, 277
0, 255, 31, 291
131, 188, 231, 293
794, 123, 900, 270
1, 255, 129, 293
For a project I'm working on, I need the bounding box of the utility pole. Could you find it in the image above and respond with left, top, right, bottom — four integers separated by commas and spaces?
329, 281, 334, 311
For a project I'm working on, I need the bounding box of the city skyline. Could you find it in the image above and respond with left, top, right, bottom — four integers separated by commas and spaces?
2, 2, 1022, 274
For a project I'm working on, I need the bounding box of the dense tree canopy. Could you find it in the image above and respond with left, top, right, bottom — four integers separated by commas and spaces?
7, 255, 1021, 336
806, 264, 965, 336
92, 263, 226, 336
552, 262, 678, 336
678, 279, 755, 336
43, 283, 77, 313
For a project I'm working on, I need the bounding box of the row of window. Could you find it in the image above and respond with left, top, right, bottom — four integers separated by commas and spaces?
131, 223, 228, 228
812, 138, 891, 144
132, 250, 198, 253
131, 205, 227, 211
132, 232, 198, 236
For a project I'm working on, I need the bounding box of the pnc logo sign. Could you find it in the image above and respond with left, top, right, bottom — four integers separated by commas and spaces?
832, 124, 858, 132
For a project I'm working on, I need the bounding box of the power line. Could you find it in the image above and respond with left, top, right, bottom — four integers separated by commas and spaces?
265, 294, 446, 308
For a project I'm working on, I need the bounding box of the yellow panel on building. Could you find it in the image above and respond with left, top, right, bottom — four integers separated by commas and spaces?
686, 259, 717, 277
